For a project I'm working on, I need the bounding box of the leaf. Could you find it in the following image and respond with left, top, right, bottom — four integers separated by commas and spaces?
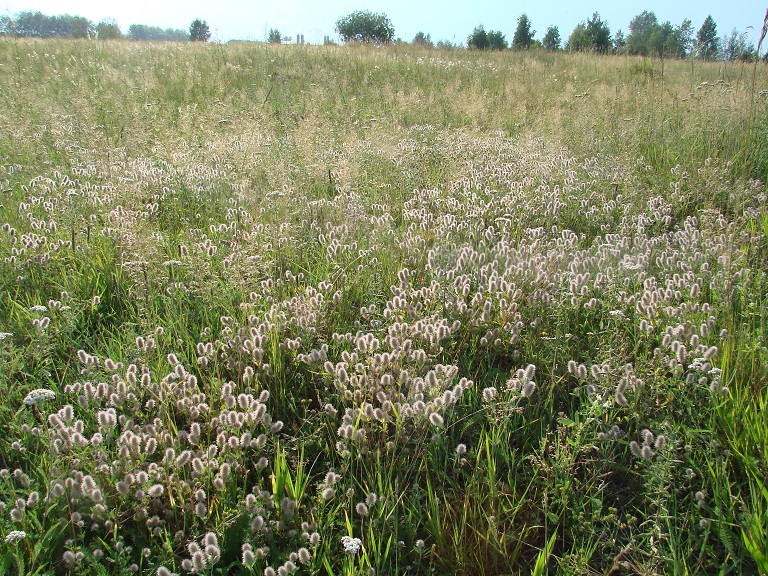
532, 532, 557, 576
742, 516, 768, 575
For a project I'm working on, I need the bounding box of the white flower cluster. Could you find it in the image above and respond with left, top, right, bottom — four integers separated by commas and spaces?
5, 530, 27, 542
0, 332, 12, 340
341, 536, 362, 555
23, 388, 56, 406
28, 305, 48, 313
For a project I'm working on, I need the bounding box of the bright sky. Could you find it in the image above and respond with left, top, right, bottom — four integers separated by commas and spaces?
3, 0, 765, 48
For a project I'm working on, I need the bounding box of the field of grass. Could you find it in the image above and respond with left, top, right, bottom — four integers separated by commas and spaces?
0, 37, 767, 575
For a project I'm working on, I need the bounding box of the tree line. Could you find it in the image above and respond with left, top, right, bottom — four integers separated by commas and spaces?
0, 8, 763, 62
336, 9, 762, 62
460, 11, 759, 61
0, 11, 211, 42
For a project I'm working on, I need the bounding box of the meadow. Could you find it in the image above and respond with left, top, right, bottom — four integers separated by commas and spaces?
0, 38, 767, 575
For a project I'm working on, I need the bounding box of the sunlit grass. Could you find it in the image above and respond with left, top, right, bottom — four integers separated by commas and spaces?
0, 37, 767, 575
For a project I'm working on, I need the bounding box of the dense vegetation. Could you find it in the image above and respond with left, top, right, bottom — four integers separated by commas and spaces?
0, 38, 767, 575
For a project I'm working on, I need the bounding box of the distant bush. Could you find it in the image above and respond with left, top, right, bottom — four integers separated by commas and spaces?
127, 24, 188, 41
335, 10, 394, 44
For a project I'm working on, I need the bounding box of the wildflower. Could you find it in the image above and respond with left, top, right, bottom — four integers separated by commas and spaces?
297, 548, 311, 564
455, 443, 467, 456
341, 536, 362, 554
521, 381, 536, 398
28, 305, 47, 313
355, 502, 368, 516
242, 544, 255, 565
0, 332, 12, 340
147, 484, 164, 498
23, 389, 56, 405
321, 487, 335, 501
428, 412, 444, 426
5, 530, 26, 542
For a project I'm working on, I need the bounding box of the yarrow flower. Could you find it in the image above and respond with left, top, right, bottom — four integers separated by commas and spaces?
5, 530, 26, 542
341, 536, 362, 555
0, 332, 13, 341
28, 305, 48, 313
23, 389, 56, 405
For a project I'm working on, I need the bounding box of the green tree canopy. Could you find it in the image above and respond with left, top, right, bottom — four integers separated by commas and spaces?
626, 10, 658, 55
335, 10, 394, 44
512, 14, 535, 50
697, 15, 719, 60
189, 19, 211, 42
412, 31, 434, 48
468, 25, 506, 51
567, 24, 590, 52
96, 18, 122, 40
127, 24, 188, 41
487, 30, 507, 50
722, 28, 755, 61
613, 29, 626, 53
626, 11, 691, 57
542, 25, 561, 51
467, 25, 489, 50
268, 28, 281, 43
567, 13, 611, 53
586, 12, 611, 53
0, 11, 94, 38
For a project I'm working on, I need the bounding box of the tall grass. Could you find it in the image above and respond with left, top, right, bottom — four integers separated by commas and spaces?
0, 37, 767, 575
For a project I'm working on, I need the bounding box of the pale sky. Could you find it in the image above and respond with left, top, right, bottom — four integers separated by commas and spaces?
3, 0, 765, 48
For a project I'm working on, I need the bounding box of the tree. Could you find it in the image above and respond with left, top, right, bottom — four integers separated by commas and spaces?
335, 10, 394, 44
268, 28, 281, 43
586, 12, 611, 53
676, 19, 695, 56
613, 29, 626, 53
0, 15, 12, 36
412, 31, 434, 48
542, 26, 561, 51
567, 13, 610, 53
467, 25, 489, 50
512, 14, 534, 50
436, 39, 460, 50
128, 24, 188, 41
96, 18, 121, 40
566, 23, 590, 52
697, 15, 719, 60
2, 11, 95, 38
626, 10, 657, 55
722, 29, 754, 61
487, 30, 507, 51
189, 19, 211, 42
625, 12, 690, 58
